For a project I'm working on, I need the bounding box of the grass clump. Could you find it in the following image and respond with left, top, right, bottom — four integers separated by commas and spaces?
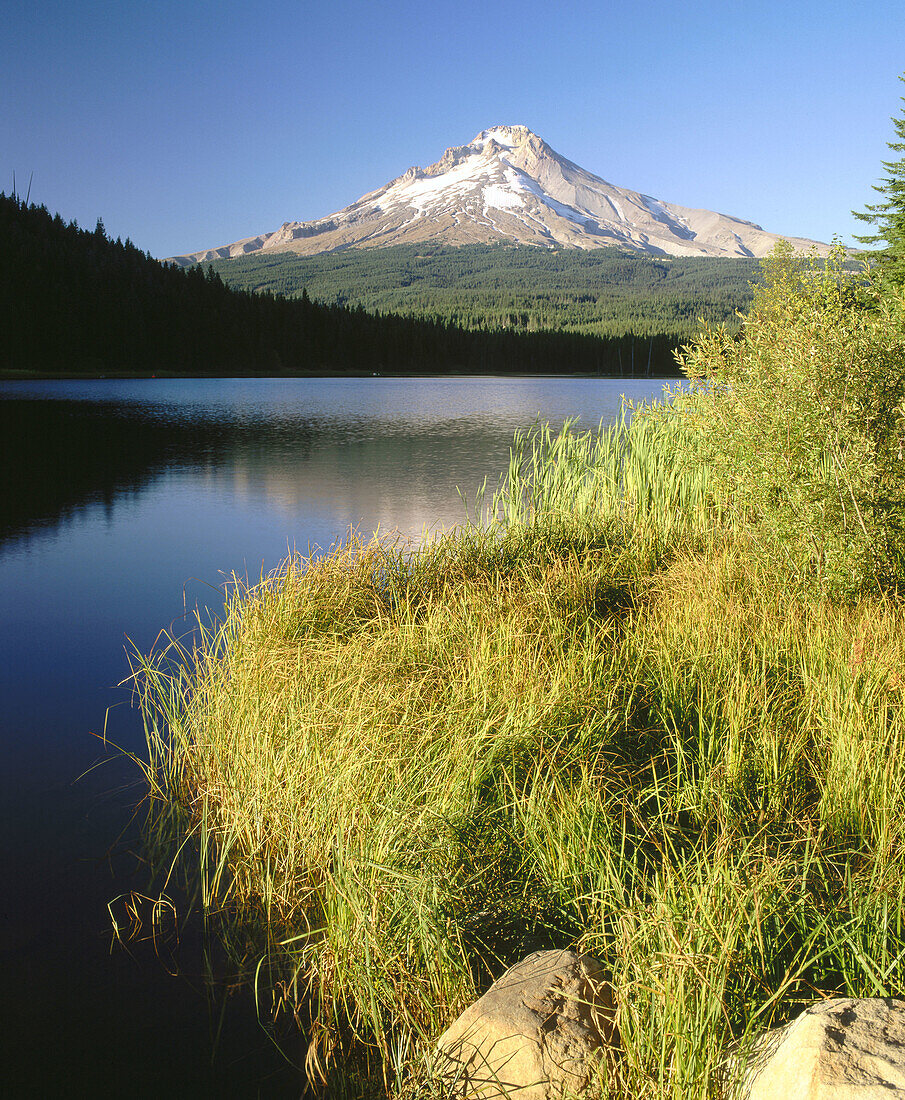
135, 247, 905, 1098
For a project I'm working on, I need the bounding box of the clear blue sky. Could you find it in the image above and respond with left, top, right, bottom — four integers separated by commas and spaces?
3, 0, 904, 259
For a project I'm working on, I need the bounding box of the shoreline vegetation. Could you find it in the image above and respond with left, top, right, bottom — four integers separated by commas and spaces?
134, 246, 905, 1096
3, 192, 746, 379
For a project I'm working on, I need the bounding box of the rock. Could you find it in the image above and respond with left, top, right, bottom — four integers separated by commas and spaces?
435, 948, 617, 1099
733, 997, 905, 1099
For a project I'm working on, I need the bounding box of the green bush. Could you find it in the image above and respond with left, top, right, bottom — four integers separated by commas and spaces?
676, 242, 905, 598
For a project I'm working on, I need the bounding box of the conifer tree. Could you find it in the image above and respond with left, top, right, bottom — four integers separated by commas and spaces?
853, 73, 905, 290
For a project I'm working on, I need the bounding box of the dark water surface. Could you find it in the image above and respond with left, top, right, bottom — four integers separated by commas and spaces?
1, 376, 672, 1097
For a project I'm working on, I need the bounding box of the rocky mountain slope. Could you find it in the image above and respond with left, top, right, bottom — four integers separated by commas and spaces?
168, 125, 827, 265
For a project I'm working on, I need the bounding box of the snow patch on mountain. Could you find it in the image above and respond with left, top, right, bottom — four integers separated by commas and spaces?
483, 184, 523, 211
509, 169, 589, 226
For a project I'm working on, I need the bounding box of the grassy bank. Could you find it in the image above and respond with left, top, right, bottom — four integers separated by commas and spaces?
135, 248, 905, 1097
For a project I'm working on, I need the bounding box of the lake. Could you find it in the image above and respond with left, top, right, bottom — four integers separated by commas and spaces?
0, 376, 675, 1096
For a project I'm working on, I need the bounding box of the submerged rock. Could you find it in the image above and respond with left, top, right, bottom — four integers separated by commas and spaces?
436, 948, 617, 1099
733, 997, 905, 1099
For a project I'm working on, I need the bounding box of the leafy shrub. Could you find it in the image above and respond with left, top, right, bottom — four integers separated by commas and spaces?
676, 242, 905, 598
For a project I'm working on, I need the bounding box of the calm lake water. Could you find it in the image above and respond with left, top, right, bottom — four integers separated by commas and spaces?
1, 376, 674, 1096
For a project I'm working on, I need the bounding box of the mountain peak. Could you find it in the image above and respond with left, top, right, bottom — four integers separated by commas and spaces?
166, 128, 829, 265
471, 125, 534, 148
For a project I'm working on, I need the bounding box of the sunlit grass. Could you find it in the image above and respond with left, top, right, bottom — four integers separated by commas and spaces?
134, 408, 905, 1098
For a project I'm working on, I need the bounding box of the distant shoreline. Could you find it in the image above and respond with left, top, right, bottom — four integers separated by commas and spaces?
0, 368, 682, 382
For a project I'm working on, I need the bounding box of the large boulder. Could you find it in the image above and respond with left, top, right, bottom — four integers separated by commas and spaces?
733, 997, 905, 1099
435, 948, 617, 1099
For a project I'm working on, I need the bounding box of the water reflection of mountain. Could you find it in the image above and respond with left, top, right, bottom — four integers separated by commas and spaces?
0, 398, 309, 545
0, 396, 515, 547
2, 377, 667, 548
206, 419, 525, 539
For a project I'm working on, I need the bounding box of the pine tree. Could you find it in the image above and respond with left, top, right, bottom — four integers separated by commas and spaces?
853, 73, 905, 290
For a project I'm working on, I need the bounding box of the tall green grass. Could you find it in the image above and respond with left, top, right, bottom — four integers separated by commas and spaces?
133, 387, 905, 1097
489, 403, 717, 542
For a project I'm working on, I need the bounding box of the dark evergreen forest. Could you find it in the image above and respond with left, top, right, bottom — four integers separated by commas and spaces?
2, 193, 754, 375
208, 242, 760, 340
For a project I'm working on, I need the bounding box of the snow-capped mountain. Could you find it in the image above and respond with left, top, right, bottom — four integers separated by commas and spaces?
167, 125, 827, 265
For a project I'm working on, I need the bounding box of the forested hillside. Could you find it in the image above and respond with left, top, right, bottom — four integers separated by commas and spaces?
208, 242, 760, 340
0, 195, 687, 375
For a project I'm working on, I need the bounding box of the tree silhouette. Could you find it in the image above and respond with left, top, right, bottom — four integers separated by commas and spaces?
853, 73, 905, 290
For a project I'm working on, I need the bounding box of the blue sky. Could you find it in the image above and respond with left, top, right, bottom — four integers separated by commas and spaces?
3, 0, 904, 259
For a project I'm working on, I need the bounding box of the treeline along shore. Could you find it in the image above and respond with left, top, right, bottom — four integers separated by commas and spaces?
2, 192, 721, 376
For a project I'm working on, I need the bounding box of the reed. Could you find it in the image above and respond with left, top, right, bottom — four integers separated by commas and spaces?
489, 402, 718, 543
